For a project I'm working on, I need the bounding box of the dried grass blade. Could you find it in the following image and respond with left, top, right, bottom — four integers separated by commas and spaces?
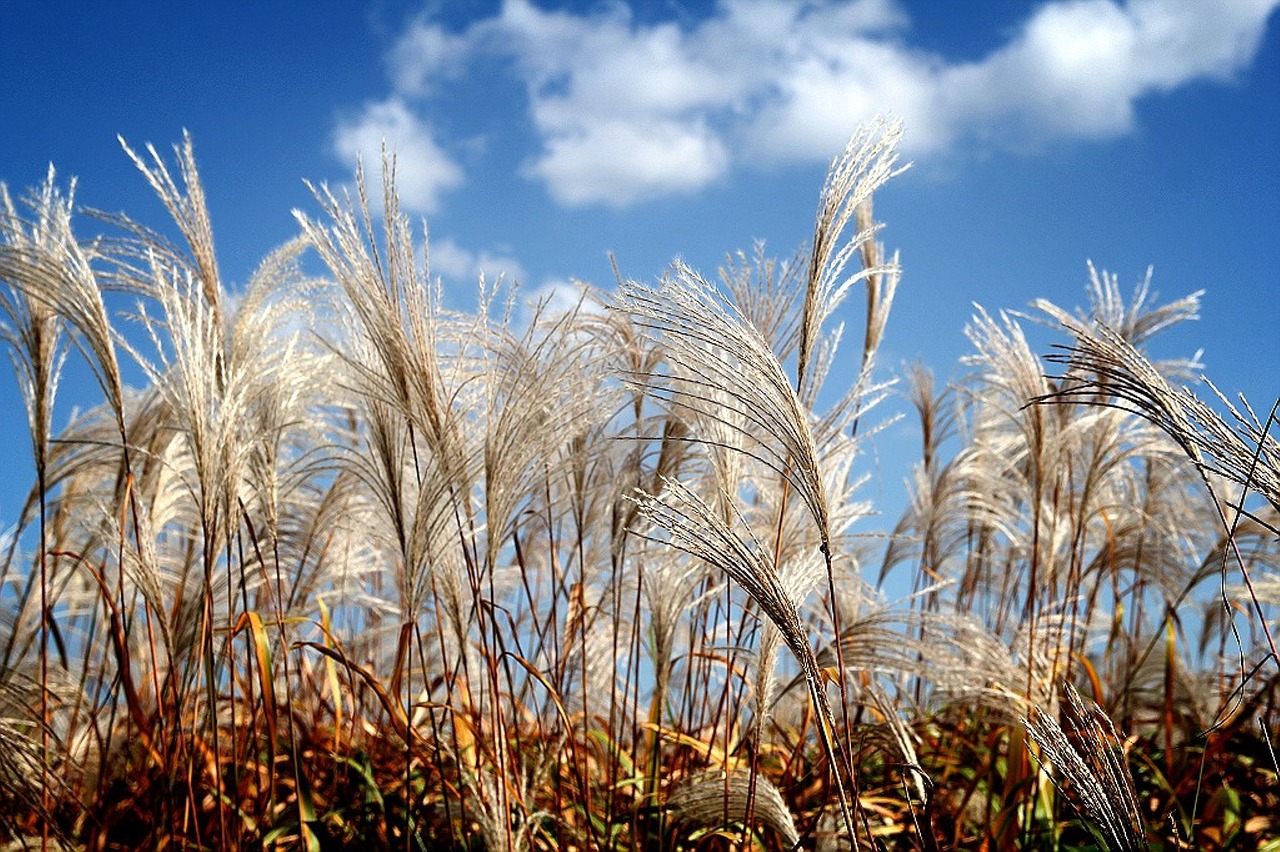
294, 641, 411, 741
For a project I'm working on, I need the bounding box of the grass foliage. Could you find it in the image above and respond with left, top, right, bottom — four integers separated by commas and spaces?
0, 119, 1277, 849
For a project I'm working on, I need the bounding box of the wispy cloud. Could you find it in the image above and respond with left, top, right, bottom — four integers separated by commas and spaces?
429, 236, 527, 286
349, 0, 1278, 209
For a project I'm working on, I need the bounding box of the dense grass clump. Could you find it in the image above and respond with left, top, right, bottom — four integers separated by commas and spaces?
0, 119, 1276, 850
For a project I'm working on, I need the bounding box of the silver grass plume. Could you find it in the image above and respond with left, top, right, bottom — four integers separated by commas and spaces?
630, 477, 856, 836
858, 682, 928, 804
883, 364, 1000, 589
799, 116, 904, 396
120, 254, 254, 557
1032, 275, 1280, 684
480, 308, 612, 571
640, 538, 722, 725
1025, 681, 1146, 851
118, 132, 223, 320
297, 158, 482, 623
1077, 262, 1203, 358
666, 768, 800, 848
0, 177, 65, 473
295, 155, 470, 498
111, 136, 310, 576
473, 763, 545, 852
0, 169, 125, 427
229, 237, 327, 567
631, 479, 809, 677
0, 670, 66, 835
2, 169, 111, 818
619, 264, 836, 560
720, 242, 805, 365
0, 178, 65, 735
1035, 288, 1280, 519
755, 549, 825, 724
621, 118, 910, 843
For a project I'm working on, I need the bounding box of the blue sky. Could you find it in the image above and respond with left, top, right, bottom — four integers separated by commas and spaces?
1, 0, 1278, 523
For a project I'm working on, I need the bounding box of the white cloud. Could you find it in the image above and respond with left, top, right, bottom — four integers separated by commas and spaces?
429, 236, 527, 286
744, 34, 943, 160
387, 17, 471, 95
368, 0, 1279, 205
932, 0, 1280, 147
526, 118, 729, 206
483, 0, 746, 204
523, 277, 604, 317
510, 277, 609, 332
332, 98, 463, 214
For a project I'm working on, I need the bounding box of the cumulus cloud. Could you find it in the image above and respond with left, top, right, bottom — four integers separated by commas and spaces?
930, 0, 1279, 148
332, 98, 463, 214
429, 236, 527, 286
367, 0, 1278, 206
526, 119, 729, 206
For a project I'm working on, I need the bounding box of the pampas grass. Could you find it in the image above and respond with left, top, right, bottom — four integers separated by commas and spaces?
0, 118, 1277, 849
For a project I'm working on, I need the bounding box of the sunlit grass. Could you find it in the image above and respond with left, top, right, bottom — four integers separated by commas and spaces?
0, 118, 1276, 850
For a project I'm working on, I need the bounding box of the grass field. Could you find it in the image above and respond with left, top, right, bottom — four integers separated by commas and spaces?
1, 118, 1276, 850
